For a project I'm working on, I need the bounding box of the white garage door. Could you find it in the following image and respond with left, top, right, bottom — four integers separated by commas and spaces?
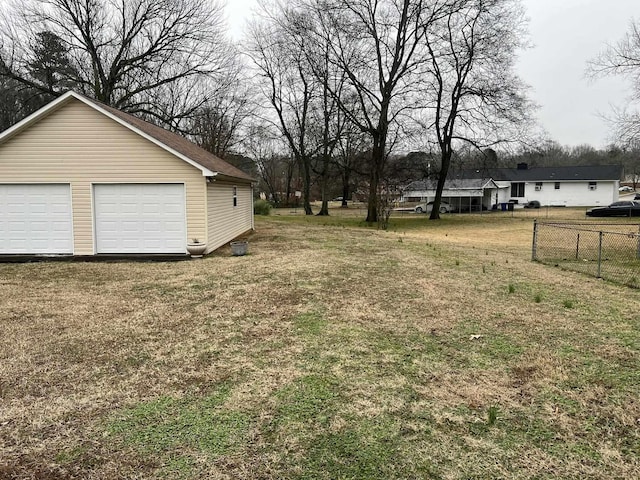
0, 184, 73, 254
94, 184, 186, 254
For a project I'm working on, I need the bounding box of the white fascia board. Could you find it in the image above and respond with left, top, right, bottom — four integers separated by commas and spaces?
481, 179, 500, 189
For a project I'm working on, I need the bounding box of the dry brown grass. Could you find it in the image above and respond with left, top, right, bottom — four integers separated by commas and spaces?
1, 209, 639, 479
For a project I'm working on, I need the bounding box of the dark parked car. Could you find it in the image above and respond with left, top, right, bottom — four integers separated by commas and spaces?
524, 200, 541, 209
635, 194, 640, 200
586, 201, 640, 217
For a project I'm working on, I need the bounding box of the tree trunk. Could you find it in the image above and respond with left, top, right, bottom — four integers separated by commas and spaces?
301, 156, 313, 215
268, 184, 279, 206
317, 157, 330, 216
317, 191, 329, 215
316, 148, 331, 215
430, 149, 452, 220
285, 166, 293, 207
366, 169, 378, 222
341, 168, 350, 208
366, 141, 385, 223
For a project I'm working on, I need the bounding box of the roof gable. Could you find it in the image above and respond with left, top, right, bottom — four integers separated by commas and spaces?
0, 91, 254, 182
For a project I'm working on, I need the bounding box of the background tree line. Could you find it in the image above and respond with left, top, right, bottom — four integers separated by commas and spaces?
1, 0, 638, 224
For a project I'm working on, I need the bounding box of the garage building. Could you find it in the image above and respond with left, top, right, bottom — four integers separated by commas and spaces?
0, 91, 254, 255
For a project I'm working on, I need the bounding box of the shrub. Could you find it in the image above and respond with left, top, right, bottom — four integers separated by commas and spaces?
254, 199, 272, 216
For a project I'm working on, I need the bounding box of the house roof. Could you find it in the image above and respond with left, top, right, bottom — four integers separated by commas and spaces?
404, 178, 498, 192
455, 165, 623, 182
0, 91, 255, 183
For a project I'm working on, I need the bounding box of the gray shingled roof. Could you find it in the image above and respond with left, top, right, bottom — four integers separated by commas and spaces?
455, 165, 623, 182
404, 178, 498, 191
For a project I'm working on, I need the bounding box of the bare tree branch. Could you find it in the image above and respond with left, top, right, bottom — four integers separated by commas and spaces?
0, 0, 230, 127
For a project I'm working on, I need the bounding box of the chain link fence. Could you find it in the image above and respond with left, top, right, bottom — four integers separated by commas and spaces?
532, 221, 640, 288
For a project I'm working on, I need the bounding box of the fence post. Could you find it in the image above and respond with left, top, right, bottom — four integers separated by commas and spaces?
597, 231, 603, 278
532, 219, 538, 261
575, 233, 580, 260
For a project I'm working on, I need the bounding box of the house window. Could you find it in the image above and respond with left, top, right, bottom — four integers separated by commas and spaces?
588, 182, 597, 190
511, 182, 525, 197
535, 182, 543, 191
554, 182, 560, 190
233, 186, 238, 207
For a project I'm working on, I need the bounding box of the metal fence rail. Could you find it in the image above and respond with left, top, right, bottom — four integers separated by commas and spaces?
532, 221, 640, 288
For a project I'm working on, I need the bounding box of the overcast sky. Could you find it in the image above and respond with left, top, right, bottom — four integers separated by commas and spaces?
226, 0, 638, 150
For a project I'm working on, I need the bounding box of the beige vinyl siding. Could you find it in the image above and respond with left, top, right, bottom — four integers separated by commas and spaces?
206, 181, 253, 252
0, 99, 206, 254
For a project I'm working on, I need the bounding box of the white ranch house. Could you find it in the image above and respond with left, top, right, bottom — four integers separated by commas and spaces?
402, 164, 623, 210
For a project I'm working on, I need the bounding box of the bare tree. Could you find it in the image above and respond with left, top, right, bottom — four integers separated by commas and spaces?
0, 75, 45, 131
0, 0, 230, 125
588, 19, 640, 147
246, 15, 317, 214
243, 123, 295, 205
311, 86, 344, 216
247, 2, 353, 215
421, 0, 533, 219
300, 17, 350, 216
601, 106, 640, 150
303, 0, 445, 223
188, 63, 255, 159
334, 121, 371, 207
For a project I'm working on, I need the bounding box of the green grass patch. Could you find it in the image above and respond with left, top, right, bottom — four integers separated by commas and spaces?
299, 418, 432, 480
275, 375, 339, 425
448, 321, 524, 368
293, 311, 328, 337
106, 384, 249, 463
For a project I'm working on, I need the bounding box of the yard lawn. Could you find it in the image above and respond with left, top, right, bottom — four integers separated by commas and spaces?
1, 209, 639, 479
